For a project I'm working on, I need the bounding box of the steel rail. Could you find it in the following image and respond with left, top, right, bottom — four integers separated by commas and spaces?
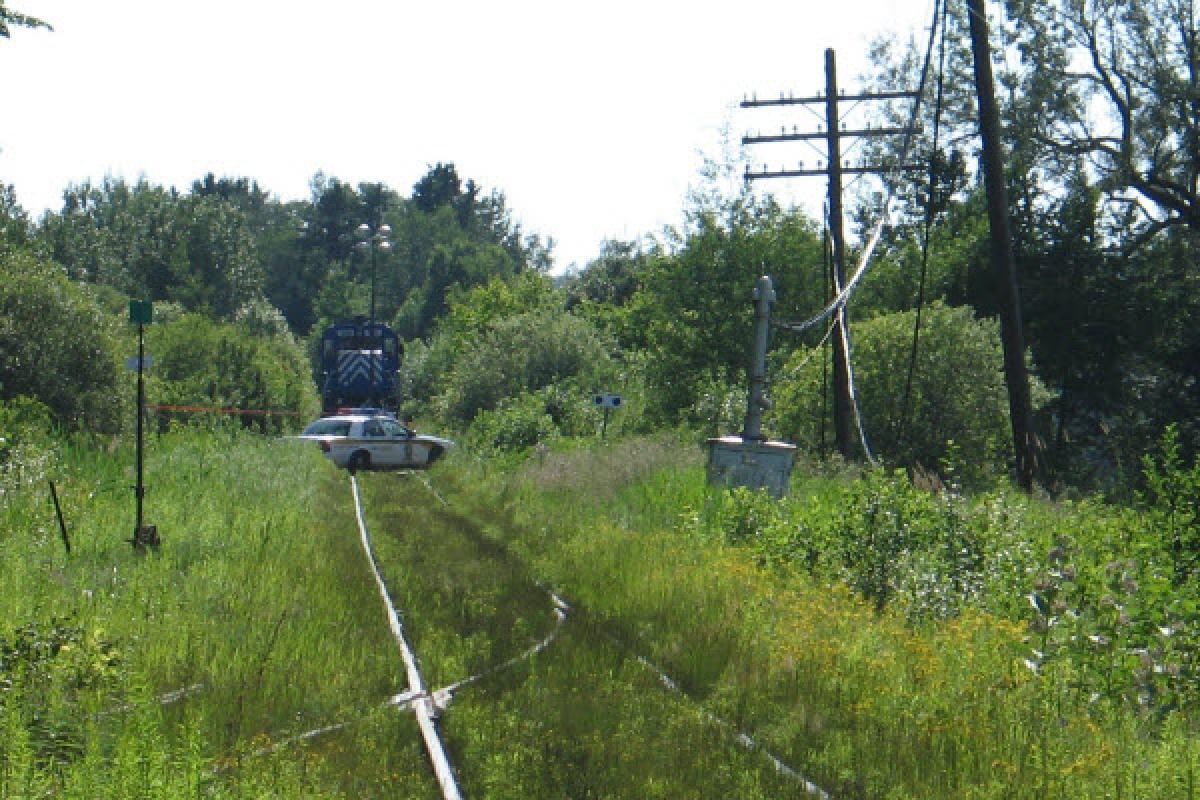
351, 475, 463, 800
386, 471, 836, 796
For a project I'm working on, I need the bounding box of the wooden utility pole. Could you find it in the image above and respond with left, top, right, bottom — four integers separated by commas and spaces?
823, 50, 855, 460
966, 0, 1037, 490
741, 48, 918, 460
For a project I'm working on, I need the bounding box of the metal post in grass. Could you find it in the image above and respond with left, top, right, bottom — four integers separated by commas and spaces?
48, 479, 70, 555
128, 300, 159, 549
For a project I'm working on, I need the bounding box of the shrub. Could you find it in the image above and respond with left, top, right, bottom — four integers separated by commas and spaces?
1140, 425, 1200, 584
467, 392, 557, 452
772, 302, 1048, 487
147, 312, 317, 432
0, 252, 127, 432
0, 396, 58, 494
437, 309, 614, 424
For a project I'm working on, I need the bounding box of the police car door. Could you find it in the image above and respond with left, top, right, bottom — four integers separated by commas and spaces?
380, 419, 415, 467
362, 419, 396, 466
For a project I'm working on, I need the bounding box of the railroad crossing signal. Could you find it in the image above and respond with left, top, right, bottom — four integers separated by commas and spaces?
592, 393, 622, 440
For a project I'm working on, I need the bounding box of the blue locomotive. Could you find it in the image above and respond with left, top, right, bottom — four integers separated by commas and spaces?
319, 321, 401, 413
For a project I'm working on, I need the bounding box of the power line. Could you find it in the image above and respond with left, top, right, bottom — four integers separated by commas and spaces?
743, 49, 921, 459
762, 2, 945, 335
741, 1, 945, 461
895, 0, 952, 451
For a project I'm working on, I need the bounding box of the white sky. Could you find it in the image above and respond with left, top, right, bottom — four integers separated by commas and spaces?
0, 0, 934, 272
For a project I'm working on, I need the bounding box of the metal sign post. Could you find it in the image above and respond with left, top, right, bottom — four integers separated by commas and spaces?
128, 300, 159, 549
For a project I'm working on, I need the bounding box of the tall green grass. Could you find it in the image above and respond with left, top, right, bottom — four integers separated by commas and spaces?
435, 436, 1200, 799
1, 430, 434, 797
355, 469, 801, 799
7, 427, 1199, 797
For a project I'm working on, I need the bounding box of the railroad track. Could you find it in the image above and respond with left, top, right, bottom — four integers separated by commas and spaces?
350, 474, 463, 800
347, 471, 832, 799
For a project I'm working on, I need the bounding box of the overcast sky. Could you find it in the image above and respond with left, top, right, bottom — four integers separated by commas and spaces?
1, 0, 934, 272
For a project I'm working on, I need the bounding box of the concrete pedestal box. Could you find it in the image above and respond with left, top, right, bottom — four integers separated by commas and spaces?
706, 436, 797, 498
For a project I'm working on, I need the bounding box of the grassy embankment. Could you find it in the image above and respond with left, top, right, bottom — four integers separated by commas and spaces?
416, 437, 1199, 799
5, 429, 1200, 798
0, 431, 808, 798
1, 431, 434, 797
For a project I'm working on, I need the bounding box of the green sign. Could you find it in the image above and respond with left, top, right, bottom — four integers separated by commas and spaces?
129, 300, 153, 325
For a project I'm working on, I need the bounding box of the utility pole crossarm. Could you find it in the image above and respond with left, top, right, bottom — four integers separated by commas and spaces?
740, 49, 924, 461
743, 126, 918, 144
746, 164, 924, 181
740, 89, 919, 108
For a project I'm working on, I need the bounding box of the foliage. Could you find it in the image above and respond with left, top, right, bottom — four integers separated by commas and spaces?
671, 436, 1200, 719
0, 430, 422, 796
6, 415, 1200, 797
0, 1, 49, 37
854, 191, 990, 319
1004, 0, 1200, 242
30, 165, 547, 348
861, 0, 1200, 485
0, 395, 57, 494
685, 374, 747, 438
1140, 425, 1200, 584
450, 438, 1200, 799
628, 191, 824, 427
0, 250, 127, 432
431, 272, 561, 354
403, 273, 561, 405
564, 238, 647, 310
466, 390, 558, 452
37, 178, 265, 318
146, 313, 317, 432
465, 380, 619, 453
773, 302, 1044, 486
0, 182, 33, 258
563, 238, 654, 348
430, 306, 614, 426
684, 473, 987, 620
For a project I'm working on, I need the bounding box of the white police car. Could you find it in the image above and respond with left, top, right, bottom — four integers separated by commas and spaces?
299, 409, 454, 472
